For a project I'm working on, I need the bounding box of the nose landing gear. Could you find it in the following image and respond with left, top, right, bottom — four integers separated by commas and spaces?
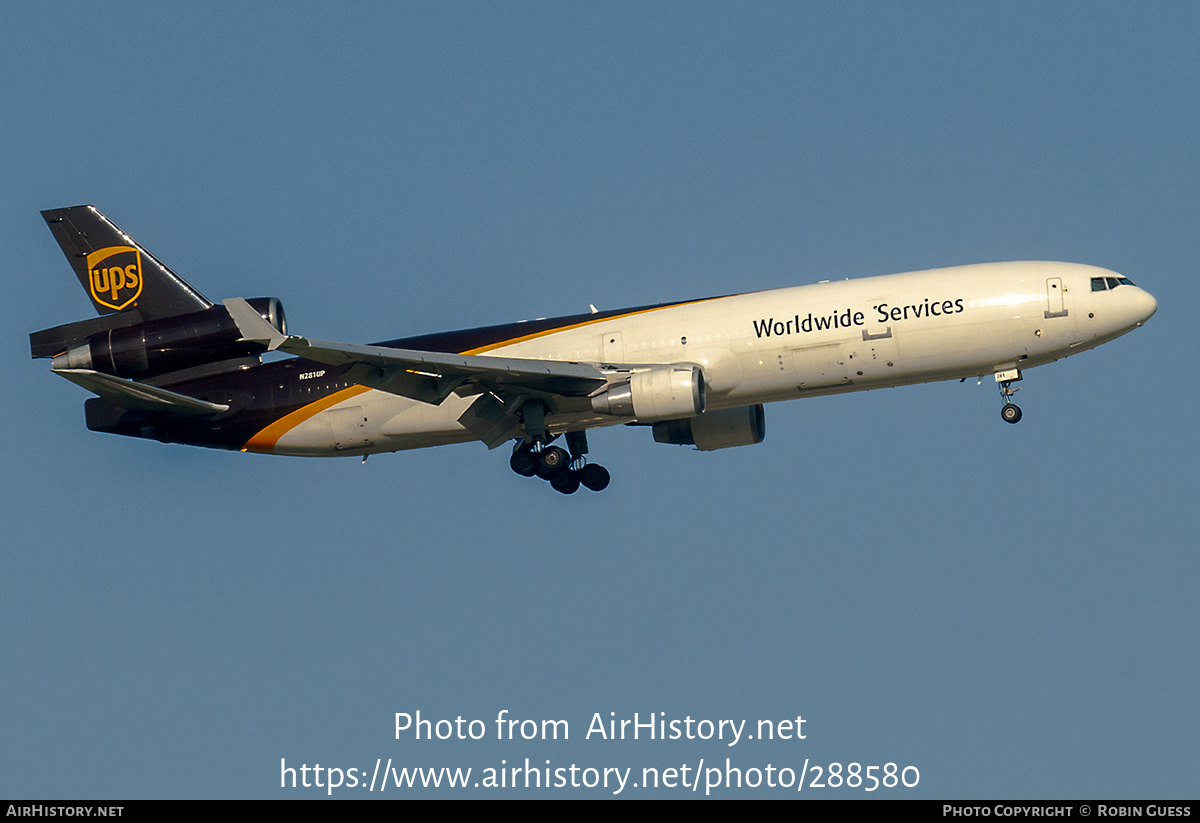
995, 368, 1023, 424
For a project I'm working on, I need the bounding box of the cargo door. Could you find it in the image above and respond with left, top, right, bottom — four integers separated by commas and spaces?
600, 330, 625, 364
791, 342, 854, 389
329, 405, 371, 450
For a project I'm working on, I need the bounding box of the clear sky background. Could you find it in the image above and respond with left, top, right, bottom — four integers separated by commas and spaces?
2, 2, 1196, 799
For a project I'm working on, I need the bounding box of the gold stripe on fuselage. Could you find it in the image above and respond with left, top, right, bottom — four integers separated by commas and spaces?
242, 385, 372, 453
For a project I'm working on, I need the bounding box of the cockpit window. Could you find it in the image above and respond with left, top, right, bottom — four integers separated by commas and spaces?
1092, 276, 1138, 291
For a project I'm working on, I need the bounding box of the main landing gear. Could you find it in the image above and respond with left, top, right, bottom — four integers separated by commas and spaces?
509, 430, 611, 494
511, 401, 610, 493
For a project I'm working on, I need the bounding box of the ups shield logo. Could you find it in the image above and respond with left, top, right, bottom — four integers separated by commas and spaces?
87, 246, 143, 311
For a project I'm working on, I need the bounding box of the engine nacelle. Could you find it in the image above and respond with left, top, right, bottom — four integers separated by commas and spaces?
590, 364, 705, 421
652, 404, 766, 451
52, 297, 287, 379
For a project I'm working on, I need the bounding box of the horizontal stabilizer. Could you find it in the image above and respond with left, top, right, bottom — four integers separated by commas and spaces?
53, 369, 229, 416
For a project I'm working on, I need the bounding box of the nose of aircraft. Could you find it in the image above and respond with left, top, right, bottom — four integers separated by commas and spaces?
1134, 288, 1158, 325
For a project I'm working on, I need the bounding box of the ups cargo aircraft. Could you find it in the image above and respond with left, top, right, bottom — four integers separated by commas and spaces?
31, 205, 1157, 494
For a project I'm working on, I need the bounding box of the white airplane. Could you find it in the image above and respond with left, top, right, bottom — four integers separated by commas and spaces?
32, 206, 1157, 493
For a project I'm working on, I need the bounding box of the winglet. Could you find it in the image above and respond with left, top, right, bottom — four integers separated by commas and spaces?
223, 297, 288, 350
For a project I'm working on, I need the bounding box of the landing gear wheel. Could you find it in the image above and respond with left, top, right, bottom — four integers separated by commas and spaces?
995, 372, 1023, 424
550, 470, 581, 494
580, 463, 610, 492
505, 434, 611, 493
509, 448, 538, 477
536, 446, 570, 478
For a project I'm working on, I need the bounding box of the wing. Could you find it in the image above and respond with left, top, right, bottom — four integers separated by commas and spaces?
224, 297, 605, 404
224, 298, 608, 447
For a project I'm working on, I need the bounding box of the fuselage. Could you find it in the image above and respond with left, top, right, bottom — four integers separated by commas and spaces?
97, 261, 1156, 455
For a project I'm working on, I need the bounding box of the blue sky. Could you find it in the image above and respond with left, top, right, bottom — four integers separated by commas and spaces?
2, 2, 1196, 798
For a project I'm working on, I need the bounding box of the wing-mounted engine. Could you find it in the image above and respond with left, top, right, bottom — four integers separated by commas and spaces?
34, 298, 287, 379
652, 404, 765, 450
590, 364, 705, 421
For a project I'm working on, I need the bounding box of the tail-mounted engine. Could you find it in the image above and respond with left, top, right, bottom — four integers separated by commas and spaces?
35, 298, 287, 379
652, 404, 766, 450
590, 364, 705, 421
